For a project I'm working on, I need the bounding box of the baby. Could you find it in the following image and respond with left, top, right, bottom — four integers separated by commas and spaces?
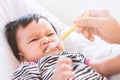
5, 14, 106, 80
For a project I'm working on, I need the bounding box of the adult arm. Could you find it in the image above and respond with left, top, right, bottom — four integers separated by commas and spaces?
89, 55, 120, 77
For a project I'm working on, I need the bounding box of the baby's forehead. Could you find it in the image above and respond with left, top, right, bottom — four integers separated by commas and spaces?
38, 18, 51, 26
38, 18, 55, 30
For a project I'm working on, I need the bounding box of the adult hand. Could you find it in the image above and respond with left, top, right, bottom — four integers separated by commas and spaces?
74, 9, 120, 44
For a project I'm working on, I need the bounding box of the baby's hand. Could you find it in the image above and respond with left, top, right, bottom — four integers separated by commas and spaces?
53, 57, 75, 80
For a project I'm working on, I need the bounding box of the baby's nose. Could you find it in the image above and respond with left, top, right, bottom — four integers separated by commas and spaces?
41, 37, 51, 45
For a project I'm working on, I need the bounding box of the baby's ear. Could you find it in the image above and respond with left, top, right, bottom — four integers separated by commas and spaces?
18, 52, 25, 61
18, 52, 24, 56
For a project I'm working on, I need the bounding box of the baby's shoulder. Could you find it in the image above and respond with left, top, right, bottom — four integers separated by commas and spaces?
12, 62, 40, 79
15, 62, 39, 72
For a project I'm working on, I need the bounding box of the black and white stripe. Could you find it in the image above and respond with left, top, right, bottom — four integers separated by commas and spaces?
12, 51, 107, 80
12, 62, 41, 80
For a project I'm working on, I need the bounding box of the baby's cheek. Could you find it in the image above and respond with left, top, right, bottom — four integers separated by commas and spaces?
59, 43, 64, 52
25, 52, 42, 62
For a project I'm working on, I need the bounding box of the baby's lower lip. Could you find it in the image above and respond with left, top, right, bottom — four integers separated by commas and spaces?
45, 48, 58, 53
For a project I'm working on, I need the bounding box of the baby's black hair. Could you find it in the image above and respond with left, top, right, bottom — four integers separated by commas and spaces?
5, 14, 57, 61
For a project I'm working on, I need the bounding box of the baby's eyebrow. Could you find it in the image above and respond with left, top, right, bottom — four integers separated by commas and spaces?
26, 34, 40, 44
27, 33, 40, 40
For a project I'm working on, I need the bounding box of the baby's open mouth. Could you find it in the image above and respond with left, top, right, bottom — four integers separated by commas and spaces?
45, 47, 51, 53
44, 41, 60, 53
44, 48, 47, 53
45, 46, 58, 53
45, 43, 57, 53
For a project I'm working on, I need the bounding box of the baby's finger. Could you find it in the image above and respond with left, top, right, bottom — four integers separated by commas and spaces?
57, 57, 72, 65
62, 71, 75, 80
59, 63, 73, 71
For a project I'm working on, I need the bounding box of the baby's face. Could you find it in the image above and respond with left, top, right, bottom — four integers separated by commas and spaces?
16, 20, 64, 62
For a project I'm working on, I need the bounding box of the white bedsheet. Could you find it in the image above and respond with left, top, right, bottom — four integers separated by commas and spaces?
0, 0, 120, 80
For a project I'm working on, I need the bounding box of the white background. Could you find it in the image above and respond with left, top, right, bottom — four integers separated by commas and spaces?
35, 0, 120, 26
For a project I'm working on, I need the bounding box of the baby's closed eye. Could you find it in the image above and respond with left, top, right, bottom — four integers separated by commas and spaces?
28, 38, 40, 44
47, 33, 56, 37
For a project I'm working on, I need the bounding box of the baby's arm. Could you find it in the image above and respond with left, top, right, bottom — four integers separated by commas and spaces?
53, 57, 75, 80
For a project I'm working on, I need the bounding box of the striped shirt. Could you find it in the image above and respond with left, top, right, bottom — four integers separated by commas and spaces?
12, 51, 107, 80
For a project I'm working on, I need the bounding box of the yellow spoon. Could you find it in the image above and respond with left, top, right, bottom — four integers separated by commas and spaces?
45, 12, 89, 53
